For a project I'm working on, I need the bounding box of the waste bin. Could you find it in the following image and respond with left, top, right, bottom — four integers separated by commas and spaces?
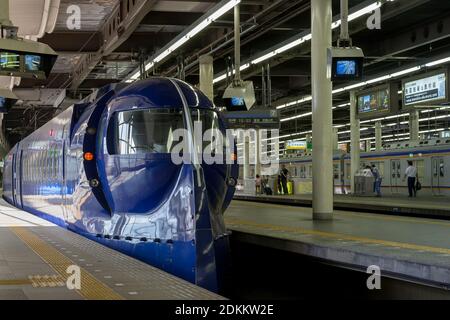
354, 175, 375, 196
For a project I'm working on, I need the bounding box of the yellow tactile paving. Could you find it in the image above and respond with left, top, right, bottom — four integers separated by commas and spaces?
225, 216, 450, 255
10, 227, 124, 300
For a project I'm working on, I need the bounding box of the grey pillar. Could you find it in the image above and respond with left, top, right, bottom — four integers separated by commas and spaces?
332, 128, 339, 151
409, 110, 420, 142
350, 91, 360, 194
0, 0, 12, 26
255, 130, 261, 176
375, 121, 382, 151
243, 135, 250, 179
311, 0, 333, 220
199, 55, 214, 102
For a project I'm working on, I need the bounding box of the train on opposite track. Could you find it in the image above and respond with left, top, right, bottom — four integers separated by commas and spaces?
2, 78, 239, 293
241, 139, 450, 196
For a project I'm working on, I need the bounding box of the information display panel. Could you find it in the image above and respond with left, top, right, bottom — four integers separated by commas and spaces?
356, 83, 399, 120
402, 69, 449, 108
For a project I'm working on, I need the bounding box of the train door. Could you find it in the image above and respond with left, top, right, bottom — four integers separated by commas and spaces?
431, 157, 445, 196
61, 138, 68, 221
17, 150, 24, 208
11, 153, 17, 205
390, 159, 401, 194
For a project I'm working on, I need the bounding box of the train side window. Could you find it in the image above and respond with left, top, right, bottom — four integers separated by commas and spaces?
108, 108, 184, 155
333, 164, 339, 179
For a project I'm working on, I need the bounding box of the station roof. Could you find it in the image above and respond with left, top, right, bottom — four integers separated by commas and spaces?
6, 0, 450, 147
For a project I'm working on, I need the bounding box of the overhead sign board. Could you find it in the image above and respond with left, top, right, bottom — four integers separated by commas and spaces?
403, 69, 448, 107
356, 83, 399, 120
286, 140, 307, 150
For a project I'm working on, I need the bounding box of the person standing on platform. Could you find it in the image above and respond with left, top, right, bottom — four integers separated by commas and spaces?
255, 174, 262, 195
280, 165, 289, 195
404, 161, 418, 198
371, 164, 382, 197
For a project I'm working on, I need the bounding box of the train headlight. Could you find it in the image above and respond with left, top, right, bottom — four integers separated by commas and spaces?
89, 179, 100, 188
227, 177, 237, 187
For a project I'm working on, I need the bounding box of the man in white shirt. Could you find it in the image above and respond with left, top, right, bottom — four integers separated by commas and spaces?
404, 161, 418, 197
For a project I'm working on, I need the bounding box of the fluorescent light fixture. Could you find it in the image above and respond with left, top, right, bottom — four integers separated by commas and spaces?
425, 56, 450, 67
125, 0, 241, 82
390, 66, 421, 78
277, 57, 443, 115
348, 2, 382, 22
214, 1, 387, 84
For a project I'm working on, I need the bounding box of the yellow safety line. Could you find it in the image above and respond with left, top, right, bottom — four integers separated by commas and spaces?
225, 216, 450, 255
232, 200, 450, 227
0, 279, 32, 285
10, 227, 124, 300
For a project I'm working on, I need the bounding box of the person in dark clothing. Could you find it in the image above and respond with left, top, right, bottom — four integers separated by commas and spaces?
280, 165, 289, 195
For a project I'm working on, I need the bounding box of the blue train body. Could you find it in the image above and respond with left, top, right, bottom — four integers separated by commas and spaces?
3, 78, 238, 293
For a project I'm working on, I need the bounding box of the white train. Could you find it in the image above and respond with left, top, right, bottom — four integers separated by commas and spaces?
239, 138, 450, 197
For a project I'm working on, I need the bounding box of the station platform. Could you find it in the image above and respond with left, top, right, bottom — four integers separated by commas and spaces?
234, 193, 450, 218
225, 200, 450, 293
0, 200, 222, 300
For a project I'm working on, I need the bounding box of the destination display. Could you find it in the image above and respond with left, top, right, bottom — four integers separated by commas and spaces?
356, 83, 398, 120
403, 71, 447, 106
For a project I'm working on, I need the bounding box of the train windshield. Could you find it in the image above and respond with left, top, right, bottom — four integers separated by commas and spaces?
113, 108, 184, 154
111, 107, 225, 155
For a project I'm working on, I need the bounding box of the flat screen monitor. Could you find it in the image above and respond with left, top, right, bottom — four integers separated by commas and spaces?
0, 52, 20, 70
403, 71, 447, 106
357, 86, 391, 116
25, 54, 42, 71
336, 60, 357, 76
231, 97, 245, 107
331, 57, 364, 81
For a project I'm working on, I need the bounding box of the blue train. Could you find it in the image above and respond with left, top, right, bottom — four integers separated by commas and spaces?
2, 78, 238, 293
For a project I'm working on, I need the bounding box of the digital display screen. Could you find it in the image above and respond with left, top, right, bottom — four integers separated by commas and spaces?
336, 60, 357, 76
231, 97, 245, 107
404, 73, 447, 106
357, 87, 390, 114
0, 52, 20, 70
25, 54, 42, 71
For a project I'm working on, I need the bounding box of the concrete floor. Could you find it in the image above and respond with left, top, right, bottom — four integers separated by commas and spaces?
226, 200, 450, 291
234, 193, 450, 217
0, 200, 222, 300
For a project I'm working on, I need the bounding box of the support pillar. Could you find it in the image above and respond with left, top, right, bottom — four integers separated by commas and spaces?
255, 130, 261, 176
375, 121, 382, 151
199, 55, 214, 102
0, 0, 12, 26
332, 128, 339, 151
311, 0, 333, 220
350, 91, 360, 194
243, 135, 250, 179
409, 110, 420, 142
